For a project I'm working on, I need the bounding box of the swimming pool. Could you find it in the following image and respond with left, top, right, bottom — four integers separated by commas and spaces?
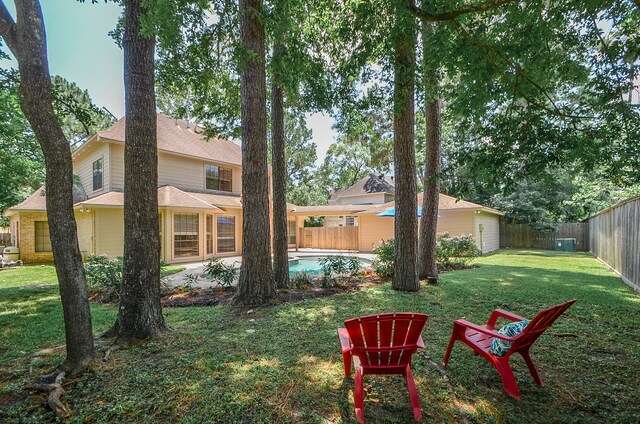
288, 256, 371, 275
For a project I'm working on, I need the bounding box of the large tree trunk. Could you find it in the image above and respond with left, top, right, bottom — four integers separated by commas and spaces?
271, 42, 290, 289
0, 0, 94, 374
418, 23, 441, 285
237, 0, 276, 304
112, 0, 169, 340
392, 0, 419, 292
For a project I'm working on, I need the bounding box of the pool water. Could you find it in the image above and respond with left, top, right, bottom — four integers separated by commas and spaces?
288, 256, 371, 275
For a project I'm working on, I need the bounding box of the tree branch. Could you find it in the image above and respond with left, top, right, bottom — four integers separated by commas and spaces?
0, 0, 18, 53
410, 0, 515, 22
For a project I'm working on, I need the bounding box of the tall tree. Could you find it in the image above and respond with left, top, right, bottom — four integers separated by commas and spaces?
271, 40, 289, 289
111, 0, 169, 340
0, 0, 94, 374
237, 0, 276, 304
418, 22, 440, 284
392, 0, 419, 291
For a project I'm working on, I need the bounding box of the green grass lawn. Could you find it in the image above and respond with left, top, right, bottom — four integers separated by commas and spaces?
1, 251, 638, 423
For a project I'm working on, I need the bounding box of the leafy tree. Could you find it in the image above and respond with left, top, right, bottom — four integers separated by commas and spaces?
0, 0, 95, 375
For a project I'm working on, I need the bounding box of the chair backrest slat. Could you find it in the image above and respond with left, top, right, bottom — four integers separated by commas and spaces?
510, 299, 576, 352
345, 313, 428, 368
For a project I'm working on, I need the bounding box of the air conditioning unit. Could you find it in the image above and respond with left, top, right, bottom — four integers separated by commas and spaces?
555, 238, 576, 252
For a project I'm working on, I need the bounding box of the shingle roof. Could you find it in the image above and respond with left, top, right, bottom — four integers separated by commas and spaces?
329, 174, 395, 201
6, 184, 88, 215
355, 193, 503, 216
97, 114, 242, 166
5, 187, 47, 212
75, 186, 224, 211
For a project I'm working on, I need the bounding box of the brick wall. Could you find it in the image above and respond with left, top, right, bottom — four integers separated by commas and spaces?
13, 211, 95, 263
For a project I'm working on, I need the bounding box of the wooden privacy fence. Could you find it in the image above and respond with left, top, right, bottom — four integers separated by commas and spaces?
300, 226, 359, 251
499, 222, 589, 251
588, 196, 640, 291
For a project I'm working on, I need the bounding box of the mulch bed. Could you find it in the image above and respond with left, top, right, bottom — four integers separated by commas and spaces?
160, 274, 385, 308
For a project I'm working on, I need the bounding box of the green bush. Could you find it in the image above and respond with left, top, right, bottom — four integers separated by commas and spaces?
372, 239, 394, 278
320, 255, 361, 287
203, 257, 238, 288
85, 255, 180, 301
84, 255, 124, 301
435, 233, 481, 269
290, 271, 313, 288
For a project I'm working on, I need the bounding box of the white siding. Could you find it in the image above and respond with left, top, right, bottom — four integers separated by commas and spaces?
474, 212, 500, 253
110, 143, 125, 191
336, 193, 387, 205
73, 142, 110, 197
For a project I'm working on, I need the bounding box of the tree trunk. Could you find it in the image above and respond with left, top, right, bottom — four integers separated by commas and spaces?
392, 1, 419, 292
0, 0, 94, 374
271, 42, 290, 289
112, 0, 169, 340
237, 0, 276, 304
418, 23, 441, 285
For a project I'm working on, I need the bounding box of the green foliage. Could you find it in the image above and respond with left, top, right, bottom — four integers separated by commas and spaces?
435, 233, 481, 269
319, 255, 361, 287
289, 270, 313, 289
371, 238, 395, 278
202, 257, 238, 288
3, 252, 639, 422
84, 255, 124, 301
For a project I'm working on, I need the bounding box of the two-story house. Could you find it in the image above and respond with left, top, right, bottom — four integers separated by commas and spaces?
6, 114, 254, 264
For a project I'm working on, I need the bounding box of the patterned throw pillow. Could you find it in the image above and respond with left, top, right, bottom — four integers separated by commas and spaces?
490, 320, 530, 357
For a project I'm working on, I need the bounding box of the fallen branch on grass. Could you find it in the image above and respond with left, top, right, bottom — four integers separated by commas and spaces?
24, 372, 71, 419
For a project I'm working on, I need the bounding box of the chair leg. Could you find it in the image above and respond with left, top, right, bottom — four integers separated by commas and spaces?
354, 366, 365, 424
404, 366, 423, 421
495, 359, 521, 399
521, 349, 543, 386
443, 333, 457, 367
343, 351, 352, 376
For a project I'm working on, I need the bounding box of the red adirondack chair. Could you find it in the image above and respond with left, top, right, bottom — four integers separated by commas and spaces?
338, 312, 429, 423
443, 299, 577, 399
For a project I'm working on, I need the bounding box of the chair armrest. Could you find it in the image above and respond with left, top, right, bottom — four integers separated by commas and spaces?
455, 319, 518, 341
417, 335, 425, 350
487, 309, 527, 329
337, 328, 352, 353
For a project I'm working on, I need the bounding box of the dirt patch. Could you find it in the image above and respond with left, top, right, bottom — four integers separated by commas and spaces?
0, 390, 28, 407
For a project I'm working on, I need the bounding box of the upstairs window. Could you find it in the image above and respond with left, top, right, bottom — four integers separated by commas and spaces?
205, 164, 232, 192
93, 158, 103, 191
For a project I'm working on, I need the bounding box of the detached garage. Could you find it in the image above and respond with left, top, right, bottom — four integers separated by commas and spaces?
355, 193, 503, 254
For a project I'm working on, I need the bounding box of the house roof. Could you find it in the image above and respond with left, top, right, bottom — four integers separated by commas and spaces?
355, 193, 503, 216
288, 204, 370, 216
75, 186, 225, 211
95, 114, 243, 167
329, 174, 395, 202
5, 188, 47, 214
5, 184, 88, 216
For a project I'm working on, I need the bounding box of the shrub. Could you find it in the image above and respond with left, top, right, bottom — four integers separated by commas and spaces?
320, 255, 361, 287
290, 271, 313, 288
203, 257, 238, 288
435, 233, 481, 269
372, 239, 394, 278
84, 255, 123, 301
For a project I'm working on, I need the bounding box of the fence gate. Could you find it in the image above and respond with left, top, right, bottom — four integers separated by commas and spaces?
300, 227, 359, 250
